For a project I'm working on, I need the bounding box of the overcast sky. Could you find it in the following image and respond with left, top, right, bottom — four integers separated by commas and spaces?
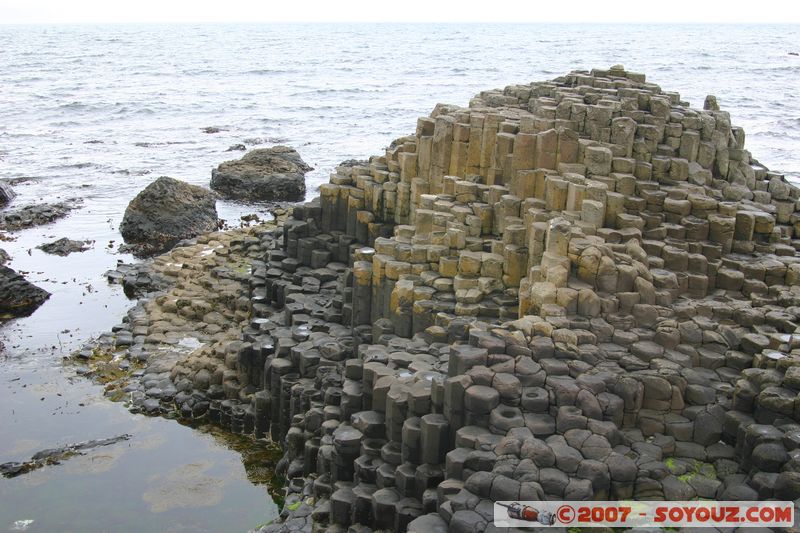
1, 0, 798, 24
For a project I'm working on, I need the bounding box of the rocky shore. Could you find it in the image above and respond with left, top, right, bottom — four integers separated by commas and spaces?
0, 179, 84, 319
78, 66, 800, 533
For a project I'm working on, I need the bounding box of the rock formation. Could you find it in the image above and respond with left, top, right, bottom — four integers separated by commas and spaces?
37, 237, 93, 256
86, 67, 800, 532
0, 199, 81, 231
120, 176, 219, 256
0, 265, 50, 317
0, 181, 15, 208
211, 146, 312, 202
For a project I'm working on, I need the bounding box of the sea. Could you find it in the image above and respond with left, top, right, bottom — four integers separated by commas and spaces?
0, 22, 799, 532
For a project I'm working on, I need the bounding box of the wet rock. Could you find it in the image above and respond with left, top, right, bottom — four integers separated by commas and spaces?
0, 199, 81, 231
0, 434, 131, 478
0, 248, 9, 265
0, 265, 50, 317
120, 176, 219, 256
37, 237, 93, 256
539, 467, 569, 496
407, 514, 448, 533
338, 158, 369, 168
605, 453, 637, 482
211, 146, 312, 202
520, 438, 555, 467
105, 261, 171, 298
0, 181, 15, 207
775, 471, 800, 499
721, 483, 758, 500
751, 442, 789, 472
687, 475, 721, 499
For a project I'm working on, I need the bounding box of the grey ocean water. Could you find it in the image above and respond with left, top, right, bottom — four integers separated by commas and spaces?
0, 22, 799, 532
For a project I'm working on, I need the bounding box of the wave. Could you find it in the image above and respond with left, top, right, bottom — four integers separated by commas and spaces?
751, 130, 800, 140
114, 106, 156, 115
58, 101, 91, 111
112, 168, 152, 176
133, 141, 193, 148
242, 137, 287, 145
13, 75, 47, 83
244, 68, 296, 75
181, 68, 217, 75
291, 87, 386, 96
291, 105, 339, 111
48, 161, 102, 170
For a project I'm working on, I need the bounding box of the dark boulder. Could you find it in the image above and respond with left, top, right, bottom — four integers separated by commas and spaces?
0, 182, 14, 208
210, 146, 312, 202
0, 265, 50, 317
120, 176, 218, 256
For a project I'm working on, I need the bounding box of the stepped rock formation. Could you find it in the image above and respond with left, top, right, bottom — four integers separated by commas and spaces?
128, 67, 800, 531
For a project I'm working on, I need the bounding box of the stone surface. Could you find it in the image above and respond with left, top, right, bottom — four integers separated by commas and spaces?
120, 176, 218, 256
0, 265, 50, 317
37, 237, 93, 256
0, 181, 15, 207
211, 146, 312, 202
0, 199, 81, 231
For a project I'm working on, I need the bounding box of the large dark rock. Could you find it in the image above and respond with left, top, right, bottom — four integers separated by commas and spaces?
0, 182, 14, 207
210, 146, 312, 202
0, 265, 50, 317
120, 176, 218, 256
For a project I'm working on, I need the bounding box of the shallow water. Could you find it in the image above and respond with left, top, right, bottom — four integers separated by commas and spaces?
0, 360, 279, 532
1, 22, 799, 532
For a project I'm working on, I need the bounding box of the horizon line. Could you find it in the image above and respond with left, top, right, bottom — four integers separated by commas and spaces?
2, 20, 800, 26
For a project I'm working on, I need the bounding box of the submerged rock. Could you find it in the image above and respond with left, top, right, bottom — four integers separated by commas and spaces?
0, 265, 50, 317
210, 146, 312, 202
0, 181, 15, 208
0, 434, 131, 478
37, 237, 93, 256
120, 176, 219, 257
0, 199, 81, 231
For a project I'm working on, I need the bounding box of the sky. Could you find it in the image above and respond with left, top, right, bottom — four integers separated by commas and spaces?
1, 0, 799, 24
